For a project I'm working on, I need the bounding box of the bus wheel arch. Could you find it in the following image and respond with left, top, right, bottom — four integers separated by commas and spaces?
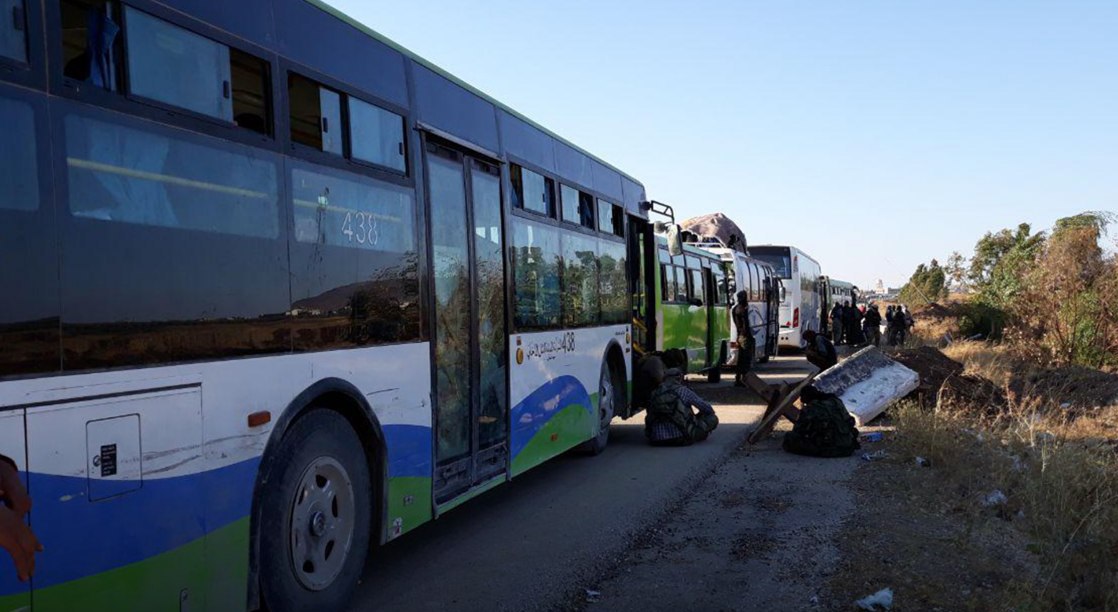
247, 379, 387, 611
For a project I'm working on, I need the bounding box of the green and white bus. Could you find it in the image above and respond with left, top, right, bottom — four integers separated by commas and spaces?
653, 239, 732, 381
0, 1, 669, 610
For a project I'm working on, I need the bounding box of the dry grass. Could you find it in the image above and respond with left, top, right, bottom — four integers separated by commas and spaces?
942, 342, 1017, 386
892, 388, 1118, 610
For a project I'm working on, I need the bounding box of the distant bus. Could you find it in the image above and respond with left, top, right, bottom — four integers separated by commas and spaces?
748, 246, 822, 348
655, 239, 731, 379
819, 277, 859, 335
694, 244, 781, 369
0, 1, 666, 610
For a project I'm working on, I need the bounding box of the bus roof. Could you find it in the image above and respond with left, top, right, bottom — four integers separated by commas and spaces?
304, 0, 645, 195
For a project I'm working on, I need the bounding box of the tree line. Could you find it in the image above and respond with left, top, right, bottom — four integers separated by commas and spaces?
898, 212, 1117, 368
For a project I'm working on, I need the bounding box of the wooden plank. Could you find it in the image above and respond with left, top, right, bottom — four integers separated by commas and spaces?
742, 372, 775, 401
747, 373, 818, 445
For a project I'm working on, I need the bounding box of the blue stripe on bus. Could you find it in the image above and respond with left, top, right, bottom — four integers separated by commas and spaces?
510, 375, 593, 458
383, 423, 431, 478
21, 457, 259, 591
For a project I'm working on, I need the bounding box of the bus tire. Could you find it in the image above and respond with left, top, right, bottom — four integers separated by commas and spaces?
581, 358, 619, 455
259, 409, 372, 612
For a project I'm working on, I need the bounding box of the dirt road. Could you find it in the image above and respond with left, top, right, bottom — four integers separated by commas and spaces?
350, 356, 859, 611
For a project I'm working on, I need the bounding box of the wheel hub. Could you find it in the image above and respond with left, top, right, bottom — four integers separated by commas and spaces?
310, 511, 327, 537
288, 456, 356, 591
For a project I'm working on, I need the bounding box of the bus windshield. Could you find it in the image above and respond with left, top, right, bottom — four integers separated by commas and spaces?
749, 247, 791, 278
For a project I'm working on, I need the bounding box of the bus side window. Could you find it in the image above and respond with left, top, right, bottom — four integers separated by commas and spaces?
61, 0, 122, 90
0, 96, 37, 211
1, 0, 27, 63
689, 268, 703, 304
124, 7, 270, 133
511, 164, 554, 217
289, 73, 343, 155
348, 96, 406, 173
660, 264, 670, 301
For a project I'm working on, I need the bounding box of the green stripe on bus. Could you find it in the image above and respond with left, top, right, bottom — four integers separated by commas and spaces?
386, 476, 433, 539
511, 399, 597, 476
31, 518, 249, 612
0, 591, 28, 612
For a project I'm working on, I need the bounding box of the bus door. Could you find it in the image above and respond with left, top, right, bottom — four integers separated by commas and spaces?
424, 143, 509, 506
767, 278, 782, 355
703, 265, 719, 368
0, 410, 28, 610
627, 216, 654, 359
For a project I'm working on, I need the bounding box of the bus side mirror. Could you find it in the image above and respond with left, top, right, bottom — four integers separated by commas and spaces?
666, 224, 684, 257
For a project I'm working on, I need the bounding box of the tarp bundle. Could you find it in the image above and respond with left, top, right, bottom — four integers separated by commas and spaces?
812, 346, 920, 426
680, 213, 747, 253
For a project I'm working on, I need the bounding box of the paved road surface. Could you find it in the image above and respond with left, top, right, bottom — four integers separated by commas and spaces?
349, 356, 816, 611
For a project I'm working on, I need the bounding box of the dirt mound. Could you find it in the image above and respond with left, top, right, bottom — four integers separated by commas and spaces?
1008, 366, 1118, 412
910, 302, 959, 318
891, 346, 964, 397
938, 374, 1008, 418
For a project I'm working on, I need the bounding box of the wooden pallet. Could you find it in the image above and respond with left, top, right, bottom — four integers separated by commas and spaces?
745, 371, 818, 445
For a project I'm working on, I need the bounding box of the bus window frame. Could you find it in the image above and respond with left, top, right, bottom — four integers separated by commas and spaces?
281, 58, 413, 187
0, 0, 45, 90
46, 0, 283, 153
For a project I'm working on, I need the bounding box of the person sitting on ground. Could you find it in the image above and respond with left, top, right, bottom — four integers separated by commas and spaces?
782, 385, 861, 458
0, 453, 42, 582
802, 329, 838, 371
645, 360, 719, 446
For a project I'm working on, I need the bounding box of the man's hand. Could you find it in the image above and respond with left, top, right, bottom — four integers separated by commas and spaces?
0, 459, 31, 518
0, 505, 41, 582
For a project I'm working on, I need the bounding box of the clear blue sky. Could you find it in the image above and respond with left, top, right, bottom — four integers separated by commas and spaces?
326, 0, 1118, 288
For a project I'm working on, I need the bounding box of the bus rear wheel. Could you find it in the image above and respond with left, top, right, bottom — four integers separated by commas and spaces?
260, 409, 372, 612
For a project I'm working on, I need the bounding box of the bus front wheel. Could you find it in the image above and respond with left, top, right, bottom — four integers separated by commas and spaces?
259, 409, 372, 612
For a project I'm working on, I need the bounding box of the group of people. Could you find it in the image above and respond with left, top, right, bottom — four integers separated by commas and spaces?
884, 304, 914, 347
830, 302, 914, 349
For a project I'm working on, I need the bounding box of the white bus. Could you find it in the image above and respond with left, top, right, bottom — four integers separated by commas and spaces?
747, 245, 822, 348
694, 245, 781, 368
0, 1, 662, 610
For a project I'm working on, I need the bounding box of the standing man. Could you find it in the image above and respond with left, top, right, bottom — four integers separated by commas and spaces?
830, 301, 844, 345
885, 305, 896, 345
841, 300, 858, 345
863, 303, 883, 347
890, 304, 908, 346
732, 291, 752, 388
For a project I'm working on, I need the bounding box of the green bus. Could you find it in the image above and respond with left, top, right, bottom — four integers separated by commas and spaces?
654, 239, 732, 380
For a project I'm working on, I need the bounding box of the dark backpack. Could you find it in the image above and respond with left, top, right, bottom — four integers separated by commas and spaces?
782, 394, 860, 457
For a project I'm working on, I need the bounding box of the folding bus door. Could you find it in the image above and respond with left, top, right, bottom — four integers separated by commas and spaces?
425, 142, 509, 506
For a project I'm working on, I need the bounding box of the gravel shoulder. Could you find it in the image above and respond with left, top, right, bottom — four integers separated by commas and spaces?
565, 398, 861, 612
